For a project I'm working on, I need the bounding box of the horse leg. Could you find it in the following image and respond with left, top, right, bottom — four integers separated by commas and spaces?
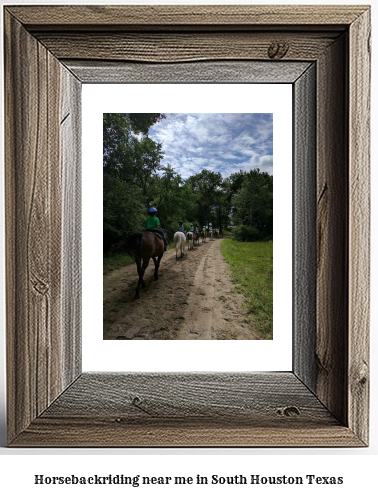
141, 256, 149, 286
153, 254, 163, 280
135, 257, 143, 299
152, 256, 158, 280
136, 257, 149, 298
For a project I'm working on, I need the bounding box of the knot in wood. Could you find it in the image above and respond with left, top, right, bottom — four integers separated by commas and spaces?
33, 280, 49, 295
359, 376, 367, 386
132, 395, 142, 406
130, 395, 153, 416
268, 41, 289, 59
276, 406, 300, 417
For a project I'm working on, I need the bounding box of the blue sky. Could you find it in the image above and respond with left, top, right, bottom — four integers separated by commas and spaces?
148, 113, 273, 180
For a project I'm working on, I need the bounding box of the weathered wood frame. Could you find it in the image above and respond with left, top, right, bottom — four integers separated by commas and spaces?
4, 5, 370, 447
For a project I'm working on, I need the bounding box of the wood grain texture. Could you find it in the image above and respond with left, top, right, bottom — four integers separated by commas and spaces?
7, 5, 367, 30
34, 32, 339, 63
4, 11, 80, 444
41, 373, 336, 422
60, 68, 82, 388
293, 64, 316, 390
316, 34, 349, 426
11, 419, 364, 448
11, 373, 363, 447
5, 12, 62, 442
65, 60, 311, 84
348, 9, 371, 445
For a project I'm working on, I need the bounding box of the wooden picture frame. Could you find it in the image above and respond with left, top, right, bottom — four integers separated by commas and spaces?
4, 5, 370, 447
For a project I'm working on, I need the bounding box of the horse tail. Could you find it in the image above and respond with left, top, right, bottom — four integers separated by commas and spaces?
173, 232, 179, 248
123, 232, 143, 259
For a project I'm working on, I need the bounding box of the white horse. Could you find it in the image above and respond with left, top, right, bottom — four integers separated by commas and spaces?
174, 231, 186, 259
187, 231, 194, 250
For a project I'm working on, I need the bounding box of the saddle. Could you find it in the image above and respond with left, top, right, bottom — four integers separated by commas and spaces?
145, 229, 164, 240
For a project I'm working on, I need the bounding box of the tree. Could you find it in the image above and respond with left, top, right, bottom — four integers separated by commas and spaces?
103, 177, 145, 252
103, 114, 274, 252
186, 169, 227, 229
133, 136, 164, 197
103, 113, 166, 251
232, 169, 273, 239
103, 113, 165, 182
103, 113, 135, 179
128, 113, 166, 134
148, 165, 198, 239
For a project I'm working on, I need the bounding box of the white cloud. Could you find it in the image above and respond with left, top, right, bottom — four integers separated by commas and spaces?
237, 155, 273, 175
149, 113, 273, 179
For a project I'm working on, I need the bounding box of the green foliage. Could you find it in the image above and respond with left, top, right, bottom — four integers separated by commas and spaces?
220, 239, 273, 339
103, 252, 135, 275
103, 176, 145, 252
231, 169, 273, 239
103, 113, 166, 252
103, 113, 273, 258
147, 165, 198, 240
186, 169, 227, 230
233, 225, 260, 242
103, 113, 135, 179
133, 136, 164, 196
128, 113, 166, 134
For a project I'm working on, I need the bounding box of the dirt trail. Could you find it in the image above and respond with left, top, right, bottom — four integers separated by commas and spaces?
103, 237, 261, 340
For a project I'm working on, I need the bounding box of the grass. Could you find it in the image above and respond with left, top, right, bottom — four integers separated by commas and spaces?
220, 238, 273, 339
103, 252, 135, 275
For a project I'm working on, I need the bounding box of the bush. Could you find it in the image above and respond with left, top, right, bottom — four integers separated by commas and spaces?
233, 225, 260, 242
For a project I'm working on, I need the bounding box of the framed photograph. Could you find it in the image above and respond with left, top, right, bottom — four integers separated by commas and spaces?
4, 5, 370, 447
100, 105, 277, 343
91, 84, 291, 371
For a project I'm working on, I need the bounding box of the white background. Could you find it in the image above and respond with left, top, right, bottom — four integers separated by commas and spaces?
83, 83, 292, 372
0, 0, 377, 498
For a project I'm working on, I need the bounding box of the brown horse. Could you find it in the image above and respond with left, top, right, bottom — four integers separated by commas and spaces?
194, 231, 200, 246
123, 230, 166, 299
187, 231, 194, 250
201, 230, 206, 242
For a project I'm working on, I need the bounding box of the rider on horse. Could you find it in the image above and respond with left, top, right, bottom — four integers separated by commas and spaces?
178, 220, 187, 239
146, 207, 168, 250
